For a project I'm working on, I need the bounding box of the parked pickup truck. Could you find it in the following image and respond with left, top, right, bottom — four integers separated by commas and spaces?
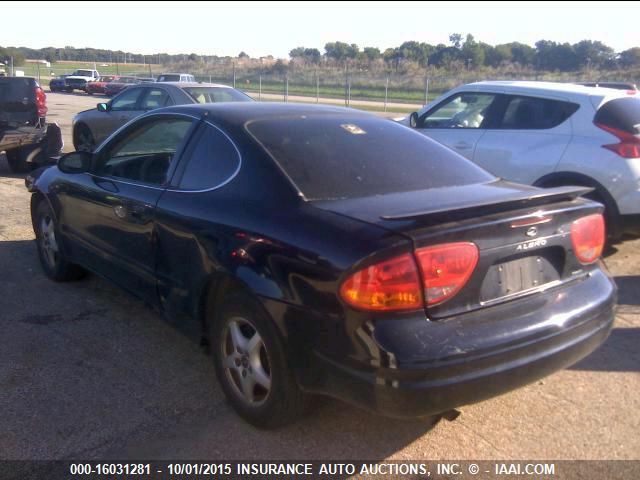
65, 69, 100, 92
0, 77, 63, 172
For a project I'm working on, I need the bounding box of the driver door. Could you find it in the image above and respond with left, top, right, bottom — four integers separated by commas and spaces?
415, 92, 500, 160
57, 115, 196, 306
93, 87, 147, 145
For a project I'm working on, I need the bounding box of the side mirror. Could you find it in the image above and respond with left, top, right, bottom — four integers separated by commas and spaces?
409, 112, 419, 128
97, 102, 109, 112
58, 151, 92, 174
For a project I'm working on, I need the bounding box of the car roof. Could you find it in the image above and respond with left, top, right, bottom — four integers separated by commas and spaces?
465, 80, 632, 99
154, 81, 234, 89
158, 73, 194, 76
157, 102, 373, 126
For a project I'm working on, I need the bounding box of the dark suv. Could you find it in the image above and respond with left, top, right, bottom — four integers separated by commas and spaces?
0, 77, 62, 172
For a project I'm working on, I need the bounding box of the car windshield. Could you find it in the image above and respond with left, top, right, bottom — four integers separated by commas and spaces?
247, 115, 495, 200
73, 70, 94, 76
183, 87, 252, 104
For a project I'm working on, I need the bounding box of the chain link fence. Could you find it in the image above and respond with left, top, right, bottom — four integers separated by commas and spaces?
14, 62, 640, 114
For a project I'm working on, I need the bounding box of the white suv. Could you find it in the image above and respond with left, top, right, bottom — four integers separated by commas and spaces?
404, 81, 640, 238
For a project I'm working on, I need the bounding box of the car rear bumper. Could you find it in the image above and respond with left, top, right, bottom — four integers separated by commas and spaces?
304, 268, 616, 418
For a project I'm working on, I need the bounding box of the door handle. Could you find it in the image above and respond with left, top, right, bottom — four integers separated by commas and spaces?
453, 141, 472, 150
113, 203, 152, 223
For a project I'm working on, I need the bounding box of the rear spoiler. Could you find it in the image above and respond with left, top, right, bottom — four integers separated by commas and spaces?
381, 185, 594, 221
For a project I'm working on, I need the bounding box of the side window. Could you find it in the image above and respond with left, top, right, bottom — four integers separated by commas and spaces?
140, 88, 174, 110
420, 93, 498, 129
94, 117, 193, 185
498, 95, 579, 130
177, 124, 240, 191
110, 88, 144, 111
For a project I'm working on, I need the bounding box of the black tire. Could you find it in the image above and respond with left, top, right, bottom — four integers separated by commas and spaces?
6, 146, 39, 173
73, 124, 96, 152
34, 200, 86, 282
209, 291, 306, 428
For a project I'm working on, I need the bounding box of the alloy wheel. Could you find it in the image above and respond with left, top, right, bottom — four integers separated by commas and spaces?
221, 316, 272, 406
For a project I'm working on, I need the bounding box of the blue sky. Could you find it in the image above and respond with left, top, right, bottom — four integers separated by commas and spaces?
2, 1, 638, 58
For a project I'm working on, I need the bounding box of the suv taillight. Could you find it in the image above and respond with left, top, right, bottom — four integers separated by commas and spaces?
340, 242, 479, 311
35, 86, 47, 118
571, 214, 605, 264
415, 242, 479, 306
595, 122, 640, 158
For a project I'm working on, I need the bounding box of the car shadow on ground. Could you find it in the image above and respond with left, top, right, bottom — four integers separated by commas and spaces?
569, 274, 640, 373
614, 275, 640, 308
0, 238, 440, 464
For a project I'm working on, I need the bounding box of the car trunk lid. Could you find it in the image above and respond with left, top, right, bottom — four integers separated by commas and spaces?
314, 180, 601, 318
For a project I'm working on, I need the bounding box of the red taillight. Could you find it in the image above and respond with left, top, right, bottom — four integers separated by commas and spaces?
571, 214, 605, 264
595, 122, 640, 158
340, 242, 479, 311
35, 86, 47, 118
340, 253, 422, 311
415, 242, 479, 306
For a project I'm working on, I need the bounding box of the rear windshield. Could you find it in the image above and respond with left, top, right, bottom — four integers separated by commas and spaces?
158, 74, 180, 82
594, 97, 640, 134
0, 77, 34, 102
247, 115, 495, 200
184, 87, 252, 104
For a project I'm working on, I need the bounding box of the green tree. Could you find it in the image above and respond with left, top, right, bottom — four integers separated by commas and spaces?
619, 47, 640, 67
363, 47, 381, 62
324, 41, 358, 61
461, 34, 485, 68
573, 40, 614, 68
449, 33, 463, 49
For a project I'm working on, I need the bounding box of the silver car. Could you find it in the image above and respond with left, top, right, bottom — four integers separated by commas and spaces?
72, 82, 253, 151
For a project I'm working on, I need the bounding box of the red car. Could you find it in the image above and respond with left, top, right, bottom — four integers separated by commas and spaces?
86, 75, 117, 95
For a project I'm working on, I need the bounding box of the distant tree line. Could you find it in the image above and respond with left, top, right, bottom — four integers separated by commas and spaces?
291, 35, 640, 72
2, 35, 640, 73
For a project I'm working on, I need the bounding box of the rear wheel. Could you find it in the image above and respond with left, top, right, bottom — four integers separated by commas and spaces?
74, 124, 96, 152
34, 200, 86, 281
209, 292, 306, 428
537, 178, 620, 239
6, 146, 41, 173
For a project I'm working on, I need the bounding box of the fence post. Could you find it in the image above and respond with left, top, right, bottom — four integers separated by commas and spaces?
209, 74, 212, 83
384, 76, 389, 113
425, 75, 429, 105
344, 63, 348, 107
316, 70, 319, 103
233, 62, 236, 88
259, 74, 262, 101
347, 78, 351, 107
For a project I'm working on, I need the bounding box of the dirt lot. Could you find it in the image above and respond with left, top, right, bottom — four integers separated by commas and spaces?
0, 91, 639, 462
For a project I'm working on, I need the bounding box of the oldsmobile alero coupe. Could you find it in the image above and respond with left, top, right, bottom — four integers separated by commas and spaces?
26, 103, 616, 428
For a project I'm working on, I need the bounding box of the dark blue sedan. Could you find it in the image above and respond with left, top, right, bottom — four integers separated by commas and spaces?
26, 103, 615, 428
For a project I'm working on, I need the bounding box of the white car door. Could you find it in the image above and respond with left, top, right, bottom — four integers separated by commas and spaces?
472, 94, 577, 184
414, 92, 500, 159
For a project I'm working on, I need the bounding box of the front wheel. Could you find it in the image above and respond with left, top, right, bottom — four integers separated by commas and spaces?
34, 200, 86, 281
209, 292, 306, 428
